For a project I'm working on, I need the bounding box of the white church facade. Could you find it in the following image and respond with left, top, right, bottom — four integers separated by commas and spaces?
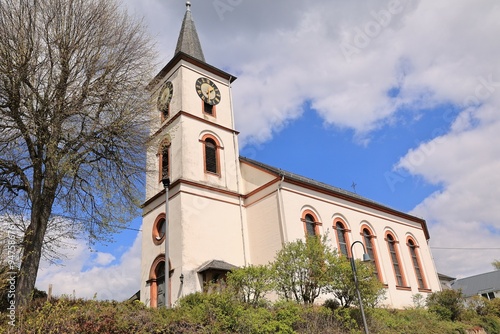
140, 3, 441, 309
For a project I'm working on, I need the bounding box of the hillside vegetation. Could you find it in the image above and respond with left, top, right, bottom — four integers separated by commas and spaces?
1, 289, 500, 334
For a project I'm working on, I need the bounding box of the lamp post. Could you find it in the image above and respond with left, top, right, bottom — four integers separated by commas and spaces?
350, 241, 370, 334
162, 177, 170, 308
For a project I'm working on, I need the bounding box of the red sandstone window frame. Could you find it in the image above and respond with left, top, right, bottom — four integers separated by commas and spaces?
333, 218, 351, 257
148, 255, 172, 308
152, 213, 166, 245
157, 139, 170, 182
161, 103, 170, 122
301, 210, 321, 237
202, 100, 217, 117
407, 236, 429, 291
385, 231, 408, 289
200, 134, 221, 176
360, 225, 383, 282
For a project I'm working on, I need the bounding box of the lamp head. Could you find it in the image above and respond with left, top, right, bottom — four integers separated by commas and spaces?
161, 177, 170, 188
362, 253, 371, 262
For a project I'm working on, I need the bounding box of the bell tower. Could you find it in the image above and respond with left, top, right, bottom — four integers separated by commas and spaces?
140, 2, 246, 307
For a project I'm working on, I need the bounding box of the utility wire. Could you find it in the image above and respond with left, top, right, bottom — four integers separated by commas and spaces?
431, 247, 500, 250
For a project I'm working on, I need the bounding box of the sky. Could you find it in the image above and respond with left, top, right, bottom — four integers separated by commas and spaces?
35, 0, 500, 301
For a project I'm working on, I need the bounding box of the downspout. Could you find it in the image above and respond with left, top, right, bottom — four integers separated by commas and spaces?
229, 75, 248, 265
277, 173, 288, 245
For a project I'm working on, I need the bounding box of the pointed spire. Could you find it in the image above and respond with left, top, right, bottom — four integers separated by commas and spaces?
174, 1, 205, 62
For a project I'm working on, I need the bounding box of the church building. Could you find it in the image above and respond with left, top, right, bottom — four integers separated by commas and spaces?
140, 2, 441, 309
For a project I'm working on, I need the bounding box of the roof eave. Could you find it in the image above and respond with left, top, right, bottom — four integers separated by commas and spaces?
240, 156, 430, 240
147, 52, 237, 91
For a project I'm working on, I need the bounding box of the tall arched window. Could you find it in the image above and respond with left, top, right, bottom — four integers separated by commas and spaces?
386, 233, 406, 287
362, 227, 381, 281
158, 139, 170, 181
408, 238, 427, 290
334, 220, 350, 257
301, 210, 321, 237
305, 214, 317, 236
201, 135, 220, 175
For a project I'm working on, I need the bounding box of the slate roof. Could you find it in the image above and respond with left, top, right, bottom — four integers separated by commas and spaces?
240, 156, 429, 238
174, 2, 205, 62
451, 270, 500, 297
197, 260, 238, 273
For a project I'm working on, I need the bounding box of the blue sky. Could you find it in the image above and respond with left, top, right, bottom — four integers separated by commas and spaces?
36, 0, 500, 300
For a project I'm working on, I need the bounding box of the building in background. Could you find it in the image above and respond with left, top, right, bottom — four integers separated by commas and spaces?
140, 2, 441, 309
452, 270, 500, 300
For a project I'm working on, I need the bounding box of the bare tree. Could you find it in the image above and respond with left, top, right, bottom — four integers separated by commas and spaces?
492, 260, 500, 270
0, 0, 156, 307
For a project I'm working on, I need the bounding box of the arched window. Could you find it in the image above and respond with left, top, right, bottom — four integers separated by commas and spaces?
386, 233, 406, 287
334, 220, 350, 257
408, 238, 427, 290
158, 139, 170, 181
201, 135, 220, 175
362, 227, 381, 281
301, 211, 321, 237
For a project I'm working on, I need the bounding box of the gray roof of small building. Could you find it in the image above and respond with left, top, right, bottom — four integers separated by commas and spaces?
438, 272, 456, 282
174, 2, 205, 62
451, 270, 500, 297
197, 260, 238, 273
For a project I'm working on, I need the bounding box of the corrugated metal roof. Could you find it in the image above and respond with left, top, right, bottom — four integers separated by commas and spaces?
451, 270, 500, 297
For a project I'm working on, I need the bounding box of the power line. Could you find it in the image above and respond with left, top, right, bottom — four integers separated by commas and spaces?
431, 247, 500, 250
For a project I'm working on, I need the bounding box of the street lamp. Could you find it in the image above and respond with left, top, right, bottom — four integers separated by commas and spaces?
350, 241, 371, 334
162, 177, 170, 308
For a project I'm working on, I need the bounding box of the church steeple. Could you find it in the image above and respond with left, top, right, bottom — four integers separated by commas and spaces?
174, 1, 205, 62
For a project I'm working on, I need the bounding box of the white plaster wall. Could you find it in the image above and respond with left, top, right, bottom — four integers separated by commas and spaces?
178, 188, 246, 295
179, 61, 234, 129
180, 116, 239, 191
239, 161, 277, 194
276, 181, 440, 308
245, 189, 283, 265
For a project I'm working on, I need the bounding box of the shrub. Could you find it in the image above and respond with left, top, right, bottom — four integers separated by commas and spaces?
485, 298, 500, 317
426, 289, 465, 321
226, 264, 274, 305
272, 235, 336, 304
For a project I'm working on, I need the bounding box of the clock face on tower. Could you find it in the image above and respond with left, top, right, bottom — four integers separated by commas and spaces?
195, 77, 221, 105
157, 81, 173, 113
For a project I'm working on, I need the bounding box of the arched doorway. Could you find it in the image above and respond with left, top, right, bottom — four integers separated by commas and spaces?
148, 255, 172, 307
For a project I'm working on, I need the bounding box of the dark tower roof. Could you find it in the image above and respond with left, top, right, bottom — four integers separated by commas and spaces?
174, 1, 205, 62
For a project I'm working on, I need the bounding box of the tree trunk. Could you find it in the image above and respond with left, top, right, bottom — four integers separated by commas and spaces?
16, 187, 55, 308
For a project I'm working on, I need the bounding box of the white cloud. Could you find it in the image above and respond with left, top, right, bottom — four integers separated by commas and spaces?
122, 0, 500, 279
396, 105, 500, 277
36, 232, 141, 301
93, 252, 116, 266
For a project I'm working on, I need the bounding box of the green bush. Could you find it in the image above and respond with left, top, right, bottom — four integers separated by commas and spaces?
1, 291, 499, 334
486, 298, 500, 317
226, 264, 274, 306
426, 289, 465, 321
